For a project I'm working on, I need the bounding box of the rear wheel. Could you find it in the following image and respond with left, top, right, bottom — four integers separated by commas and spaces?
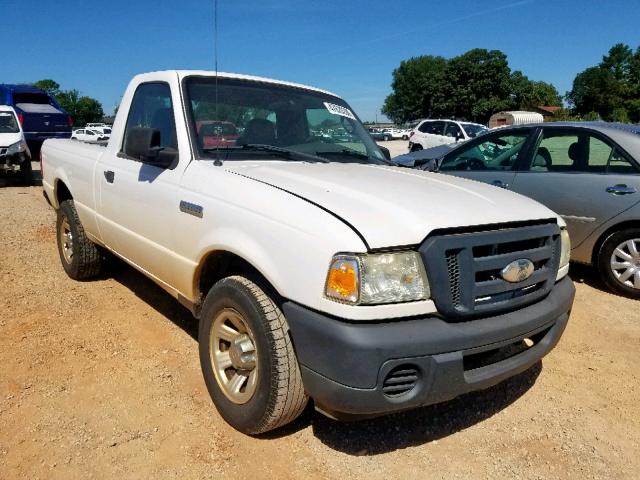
598, 228, 640, 299
19, 159, 33, 186
383, 135, 390, 141
56, 200, 103, 280
198, 275, 308, 434
410, 143, 423, 152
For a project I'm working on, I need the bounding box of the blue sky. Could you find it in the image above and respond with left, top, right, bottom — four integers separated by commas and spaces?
2, 0, 639, 120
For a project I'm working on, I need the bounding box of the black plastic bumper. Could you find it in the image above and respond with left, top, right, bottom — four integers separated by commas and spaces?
282, 276, 575, 418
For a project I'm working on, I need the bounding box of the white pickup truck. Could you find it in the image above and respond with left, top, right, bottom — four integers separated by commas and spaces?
41, 70, 575, 434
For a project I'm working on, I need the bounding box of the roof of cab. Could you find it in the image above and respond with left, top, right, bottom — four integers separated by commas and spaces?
136, 70, 339, 98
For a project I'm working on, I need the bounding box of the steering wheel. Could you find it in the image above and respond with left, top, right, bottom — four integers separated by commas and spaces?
464, 158, 487, 171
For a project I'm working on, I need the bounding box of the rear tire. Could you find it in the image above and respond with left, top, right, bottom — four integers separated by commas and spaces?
56, 200, 103, 280
597, 228, 640, 299
199, 275, 308, 434
410, 144, 423, 152
383, 135, 390, 141
19, 159, 33, 186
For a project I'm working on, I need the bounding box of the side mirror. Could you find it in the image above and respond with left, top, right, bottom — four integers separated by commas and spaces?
455, 132, 464, 142
378, 145, 391, 161
124, 127, 175, 168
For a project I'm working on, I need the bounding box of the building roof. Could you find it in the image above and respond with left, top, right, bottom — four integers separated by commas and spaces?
536, 106, 562, 114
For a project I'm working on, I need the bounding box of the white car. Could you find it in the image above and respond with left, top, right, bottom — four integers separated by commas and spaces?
381, 128, 410, 141
71, 128, 108, 143
41, 70, 574, 434
0, 105, 32, 184
409, 119, 487, 151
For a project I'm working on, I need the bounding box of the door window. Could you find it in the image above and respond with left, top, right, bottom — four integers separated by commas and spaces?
123, 82, 177, 150
532, 130, 637, 174
439, 132, 529, 171
419, 121, 445, 135
444, 122, 463, 139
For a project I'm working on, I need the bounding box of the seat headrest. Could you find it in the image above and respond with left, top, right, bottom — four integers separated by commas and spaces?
241, 119, 276, 145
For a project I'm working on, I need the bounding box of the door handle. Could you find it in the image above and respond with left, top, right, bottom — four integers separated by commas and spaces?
104, 170, 115, 184
606, 184, 636, 195
492, 179, 509, 189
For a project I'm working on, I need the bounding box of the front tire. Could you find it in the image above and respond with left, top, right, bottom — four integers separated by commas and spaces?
56, 200, 103, 280
410, 143, 423, 152
597, 228, 640, 298
199, 275, 308, 434
383, 135, 390, 141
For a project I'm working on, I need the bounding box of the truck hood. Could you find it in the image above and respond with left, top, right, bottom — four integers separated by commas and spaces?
224, 162, 559, 248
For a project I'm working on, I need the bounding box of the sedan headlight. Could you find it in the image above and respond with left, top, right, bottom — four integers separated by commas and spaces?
559, 228, 571, 269
325, 251, 430, 305
6, 140, 27, 155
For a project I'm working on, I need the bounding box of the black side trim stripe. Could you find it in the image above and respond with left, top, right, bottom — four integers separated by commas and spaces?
227, 170, 370, 250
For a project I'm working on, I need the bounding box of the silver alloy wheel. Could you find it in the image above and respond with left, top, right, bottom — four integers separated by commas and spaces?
610, 238, 640, 289
60, 217, 74, 264
210, 308, 258, 404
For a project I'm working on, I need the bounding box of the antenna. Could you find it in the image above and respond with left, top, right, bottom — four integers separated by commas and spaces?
213, 0, 222, 166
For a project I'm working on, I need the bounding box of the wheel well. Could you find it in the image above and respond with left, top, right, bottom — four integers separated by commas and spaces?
55, 180, 73, 205
591, 220, 640, 264
195, 251, 278, 305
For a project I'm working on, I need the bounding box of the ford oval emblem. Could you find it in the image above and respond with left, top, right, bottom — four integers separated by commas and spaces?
501, 259, 534, 283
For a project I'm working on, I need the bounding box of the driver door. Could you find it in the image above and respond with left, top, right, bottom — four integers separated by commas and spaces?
438, 128, 535, 189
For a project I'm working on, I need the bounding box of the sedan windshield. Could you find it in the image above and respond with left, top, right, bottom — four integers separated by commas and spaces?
184, 76, 387, 164
0, 111, 19, 133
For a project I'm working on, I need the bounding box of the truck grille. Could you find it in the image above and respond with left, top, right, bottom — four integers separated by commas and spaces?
419, 222, 561, 320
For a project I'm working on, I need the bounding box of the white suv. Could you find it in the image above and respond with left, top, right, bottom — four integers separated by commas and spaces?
409, 119, 487, 151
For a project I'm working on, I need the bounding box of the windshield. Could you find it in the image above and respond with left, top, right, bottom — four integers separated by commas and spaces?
0, 111, 19, 133
461, 123, 488, 138
184, 76, 387, 163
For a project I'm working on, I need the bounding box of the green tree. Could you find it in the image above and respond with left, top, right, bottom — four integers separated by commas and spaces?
382, 55, 447, 124
382, 49, 561, 124
33, 79, 61, 97
56, 89, 104, 126
567, 43, 640, 122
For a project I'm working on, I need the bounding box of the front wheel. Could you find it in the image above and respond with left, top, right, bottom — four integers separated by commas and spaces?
199, 275, 308, 434
410, 143, 423, 152
598, 228, 640, 298
383, 135, 390, 141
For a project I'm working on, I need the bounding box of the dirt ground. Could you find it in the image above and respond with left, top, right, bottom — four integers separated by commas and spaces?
1, 170, 639, 480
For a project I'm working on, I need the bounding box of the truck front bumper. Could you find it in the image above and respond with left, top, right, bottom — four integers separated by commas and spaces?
282, 276, 574, 419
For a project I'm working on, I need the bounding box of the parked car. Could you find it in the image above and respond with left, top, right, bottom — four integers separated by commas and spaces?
381, 128, 409, 141
71, 128, 108, 143
0, 84, 72, 148
85, 123, 112, 135
404, 122, 640, 298
0, 105, 32, 185
408, 119, 487, 151
196, 121, 240, 147
41, 70, 574, 434
368, 128, 386, 141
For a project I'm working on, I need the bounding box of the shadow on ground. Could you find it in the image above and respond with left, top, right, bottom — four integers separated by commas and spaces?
105, 240, 543, 455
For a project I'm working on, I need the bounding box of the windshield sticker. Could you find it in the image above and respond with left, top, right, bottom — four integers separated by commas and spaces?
324, 102, 356, 120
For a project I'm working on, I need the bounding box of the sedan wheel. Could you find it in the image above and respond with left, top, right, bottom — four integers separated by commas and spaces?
610, 239, 640, 289
598, 228, 640, 299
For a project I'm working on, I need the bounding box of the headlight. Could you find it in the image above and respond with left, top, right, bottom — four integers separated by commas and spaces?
6, 140, 27, 155
325, 251, 430, 305
559, 228, 571, 269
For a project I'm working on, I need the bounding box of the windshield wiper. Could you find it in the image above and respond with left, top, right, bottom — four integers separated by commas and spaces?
203, 144, 328, 163
316, 149, 393, 165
